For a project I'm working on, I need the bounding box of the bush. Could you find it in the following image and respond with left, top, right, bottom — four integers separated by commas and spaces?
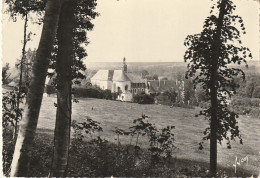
73, 87, 113, 100
198, 101, 211, 109
250, 108, 260, 118
2, 128, 16, 176
133, 93, 154, 104
3, 127, 252, 177
231, 96, 260, 116
46, 85, 56, 95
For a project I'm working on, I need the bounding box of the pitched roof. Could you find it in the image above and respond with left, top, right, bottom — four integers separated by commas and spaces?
113, 70, 130, 81
91, 70, 114, 81
125, 73, 146, 83
148, 80, 177, 93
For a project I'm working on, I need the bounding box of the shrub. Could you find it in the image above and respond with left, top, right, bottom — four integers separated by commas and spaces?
3, 126, 251, 177
46, 85, 56, 95
198, 101, 211, 109
73, 87, 113, 100
2, 128, 15, 176
250, 108, 260, 118
231, 96, 260, 116
133, 93, 154, 104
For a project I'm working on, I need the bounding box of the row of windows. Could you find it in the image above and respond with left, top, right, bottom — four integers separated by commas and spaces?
130, 88, 144, 94
98, 84, 145, 93
132, 83, 145, 87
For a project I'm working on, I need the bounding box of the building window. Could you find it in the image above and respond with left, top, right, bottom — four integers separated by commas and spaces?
125, 85, 128, 91
117, 87, 121, 93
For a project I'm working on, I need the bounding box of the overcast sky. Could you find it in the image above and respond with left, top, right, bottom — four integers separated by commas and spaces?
1, 0, 259, 67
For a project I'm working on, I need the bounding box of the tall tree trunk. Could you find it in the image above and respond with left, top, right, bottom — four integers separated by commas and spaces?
10, 0, 62, 176
15, 12, 28, 140
209, 0, 227, 176
49, 0, 74, 176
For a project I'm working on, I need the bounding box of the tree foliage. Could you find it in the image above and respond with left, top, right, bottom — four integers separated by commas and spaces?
5, 0, 99, 85
2, 63, 11, 85
184, 0, 252, 149
5, 0, 46, 23
48, 0, 99, 84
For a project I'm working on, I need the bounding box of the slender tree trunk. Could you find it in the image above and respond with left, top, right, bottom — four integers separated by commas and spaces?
14, 12, 28, 139
10, 0, 62, 176
209, 0, 227, 176
50, 0, 74, 176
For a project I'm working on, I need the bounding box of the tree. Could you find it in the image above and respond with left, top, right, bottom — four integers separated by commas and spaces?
184, 0, 252, 175
23, 48, 36, 87
184, 79, 196, 105
195, 84, 210, 103
50, 0, 98, 176
10, 0, 62, 176
164, 90, 178, 103
5, 0, 98, 176
141, 70, 149, 78
2, 63, 11, 85
49, 0, 74, 176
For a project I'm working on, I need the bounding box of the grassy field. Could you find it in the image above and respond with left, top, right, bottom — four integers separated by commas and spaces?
37, 95, 260, 175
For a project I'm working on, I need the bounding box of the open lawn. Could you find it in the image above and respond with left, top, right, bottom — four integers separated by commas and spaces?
37, 95, 260, 175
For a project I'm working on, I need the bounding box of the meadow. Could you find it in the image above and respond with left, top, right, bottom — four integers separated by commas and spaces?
37, 95, 260, 175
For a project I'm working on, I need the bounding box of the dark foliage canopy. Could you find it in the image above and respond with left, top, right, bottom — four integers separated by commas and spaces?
184, 0, 252, 148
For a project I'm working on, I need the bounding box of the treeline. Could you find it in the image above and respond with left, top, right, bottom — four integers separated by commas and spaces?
46, 85, 117, 100
236, 74, 260, 98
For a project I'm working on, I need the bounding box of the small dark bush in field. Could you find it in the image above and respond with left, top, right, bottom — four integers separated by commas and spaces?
133, 93, 155, 104
72, 117, 103, 140
46, 85, 56, 95
73, 87, 115, 100
114, 114, 176, 167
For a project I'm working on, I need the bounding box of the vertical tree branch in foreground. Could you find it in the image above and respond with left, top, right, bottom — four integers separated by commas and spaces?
209, 0, 227, 175
10, 0, 62, 176
50, 0, 74, 176
15, 12, 28, 139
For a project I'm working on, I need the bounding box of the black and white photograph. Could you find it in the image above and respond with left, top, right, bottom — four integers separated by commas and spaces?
1, 0, 260, 177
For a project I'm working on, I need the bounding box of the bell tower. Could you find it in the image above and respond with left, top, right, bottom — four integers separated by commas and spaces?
122, 57, 127, 73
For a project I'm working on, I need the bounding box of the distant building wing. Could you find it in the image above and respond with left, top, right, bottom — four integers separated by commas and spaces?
125, 73, 146, 83
148, 80, 177, 93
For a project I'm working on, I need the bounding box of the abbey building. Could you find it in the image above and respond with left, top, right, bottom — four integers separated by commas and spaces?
91, 58, 146, 101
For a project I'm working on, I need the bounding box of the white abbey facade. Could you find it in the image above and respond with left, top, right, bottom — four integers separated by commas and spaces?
91, 58, 146, 101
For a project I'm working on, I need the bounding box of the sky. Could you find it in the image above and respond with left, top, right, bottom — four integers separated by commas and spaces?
1, 0, 259, 67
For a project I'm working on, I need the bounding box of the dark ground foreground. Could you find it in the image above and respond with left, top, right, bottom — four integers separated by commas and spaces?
3, 129, 257, 177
